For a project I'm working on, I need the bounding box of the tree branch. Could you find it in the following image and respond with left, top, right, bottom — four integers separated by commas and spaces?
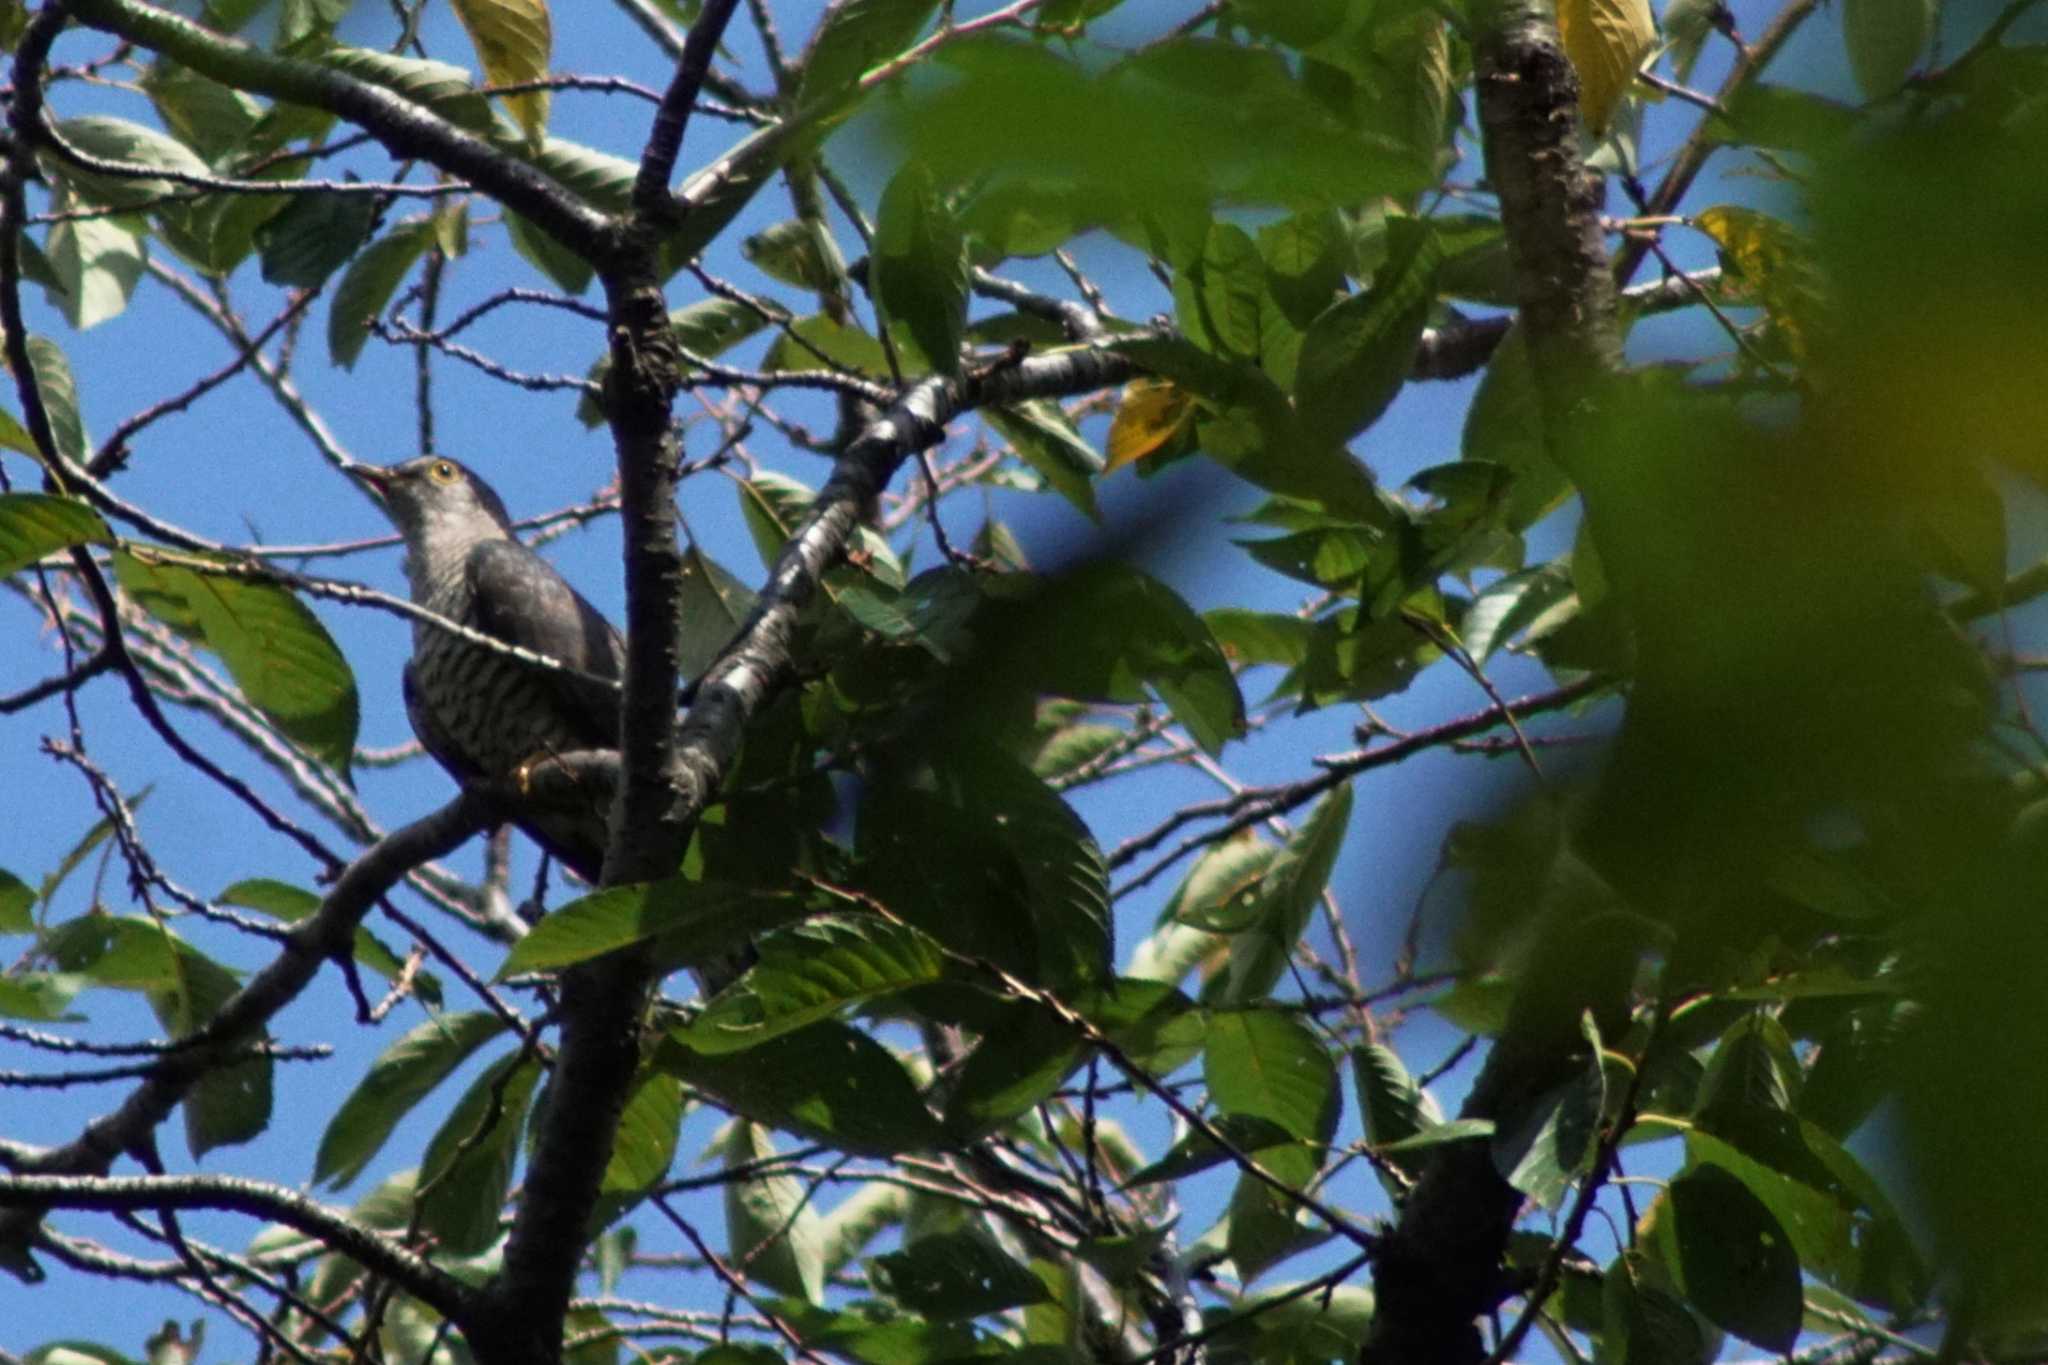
0, 1173, 471, 1319
0, 796, 493, 1271
58, 0, 615, 263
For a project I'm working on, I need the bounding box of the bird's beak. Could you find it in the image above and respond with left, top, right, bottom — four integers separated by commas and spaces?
346, 463, 393, 499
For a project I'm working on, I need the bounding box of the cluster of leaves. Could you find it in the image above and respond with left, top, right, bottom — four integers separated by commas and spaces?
1, 1, 2047, 1365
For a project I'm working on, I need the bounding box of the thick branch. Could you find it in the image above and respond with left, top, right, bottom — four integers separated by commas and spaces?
0, 1173, 470, 1317
1360, 6, 1631, 1364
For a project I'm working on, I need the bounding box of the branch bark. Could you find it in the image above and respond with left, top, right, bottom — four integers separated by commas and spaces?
0, 796, 494, 1276
1359, 6, 1632, 1363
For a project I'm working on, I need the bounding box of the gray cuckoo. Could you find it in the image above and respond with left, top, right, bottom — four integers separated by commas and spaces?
350, 456, 625, 885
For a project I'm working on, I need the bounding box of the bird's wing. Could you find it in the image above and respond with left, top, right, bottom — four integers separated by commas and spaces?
465, 539, 626, 750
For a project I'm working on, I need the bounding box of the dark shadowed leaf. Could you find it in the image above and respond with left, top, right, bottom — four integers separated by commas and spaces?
315, 1011, 508, 1188
872, 161, 969, 374
660, 1020, 942, 1155
1650, 1164, 1803, 1351
871, 1229, 1051, 1319
417, 1048, 542, 1254
254, 179, 379, 287
327, 219, 436, 368
1294, 217, 1440, 449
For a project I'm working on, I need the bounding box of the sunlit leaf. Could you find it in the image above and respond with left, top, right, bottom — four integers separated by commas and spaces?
450, 0, 552, 146
1557, 0, 1657, 134
112, 551, 361, 775
0, 494, 110, 578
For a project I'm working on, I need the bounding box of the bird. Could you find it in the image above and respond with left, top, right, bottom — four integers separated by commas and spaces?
348, 456, 626, 887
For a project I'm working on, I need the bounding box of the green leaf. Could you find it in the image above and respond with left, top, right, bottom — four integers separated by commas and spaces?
676, 542, 757, 679
1372, 1117, 1496, 1155
666, 121, 801, 270
327, 220, 436, 368
984, 401, 1102, 521
44, 116, 211, 208
591, 1069, 683, 1228
1353, 1042, 1443, 1157
742, 218, 842, 292
24, 335, 89, 466
719, 1119, 828, 1302
1710, 83, 1859, 157
0, 972, 84, 1021
1493, 1057, 1604, 1208
872, 161, 969, 374
761, 313, 892, 377
416, 1048, 542, 1254
658, 1020, 944, 1156
672, 295, 772, 359
871, 1229, 1051, 1319
0, 868, 32, 932
1203, 609, 1314, 670
44, 916, 268, 1154
943, 1004, 1084, 1140
1018, 563, 1246, 756
1694, 1012, 1799, 1118
497, 874, 800, 980
506, 206, 592, 293
1166, 834, 1278, 934
449, 0, 553, 146
794, 0, 940, 108
1115, 333, 1381, 517
1602, 1253, 1717, 1365
44, 199, 143, 331
1650, 1164, 1803, 1352
857, 750, 1111, 990
895, 36, 1427, 217
1127, 1112, 1297, 1186
1461, 562, 1575, 664
36, 799, 139, 912
1842, 0, 1933, 98
315, 1011, 508, 1188
680, 914, 946, 1055
1205, 1010, 1341, 1148
0, 494, 111, 578
1177, 221, 1268, 362
254, 180, 379, 288
1210, 783, 1352, 1003
1461, 325, 1572, 531
316, 46, 497, 134
1293, 216, 1440, 449
143, 57, 263, 163
112, 551, 360, 775
1226, 1161, 1331, 1283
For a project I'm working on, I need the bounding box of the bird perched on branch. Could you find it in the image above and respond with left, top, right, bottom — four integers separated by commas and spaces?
349, 456, 625, 886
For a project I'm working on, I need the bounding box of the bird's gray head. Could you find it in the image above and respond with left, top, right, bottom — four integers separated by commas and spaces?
349, 457, 517, 596
349, 456, 515, 545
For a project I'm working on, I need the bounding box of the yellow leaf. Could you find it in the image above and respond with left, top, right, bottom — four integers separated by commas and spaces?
449, 0, 553, 149
1556, 0, 1657, 135
1105, 380, 1196, 474
1694, 205, 1823, 360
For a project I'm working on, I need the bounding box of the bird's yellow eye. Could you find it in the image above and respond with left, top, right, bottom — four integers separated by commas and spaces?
427, 460, 458, 484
